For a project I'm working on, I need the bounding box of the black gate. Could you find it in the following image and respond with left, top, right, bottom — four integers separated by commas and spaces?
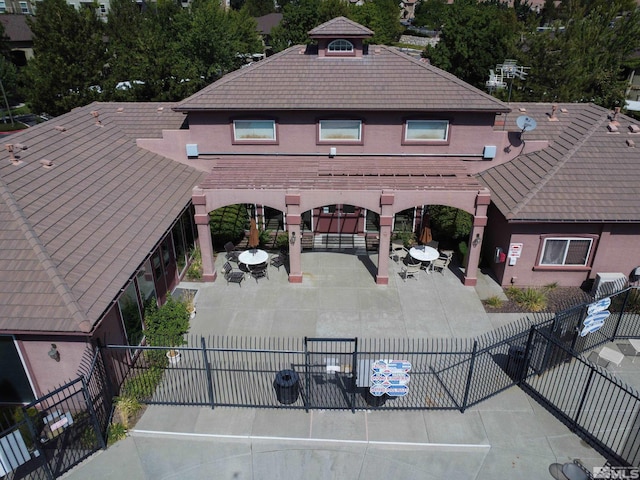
303, 338, 357, 411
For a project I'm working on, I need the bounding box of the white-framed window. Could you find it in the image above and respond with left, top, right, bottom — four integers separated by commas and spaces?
19, 1, 29, 13
404, 120, 449, 142
540, 237, 593, 266
319, 119, 362, 142
0, 2, 6, 13
328, 39, 354, 53
99, 3, 106, 13
233, 119, 276, 142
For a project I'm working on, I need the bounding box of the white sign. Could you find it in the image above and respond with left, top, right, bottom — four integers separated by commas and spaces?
508, 243, 523, 258
369, 359, 412, 397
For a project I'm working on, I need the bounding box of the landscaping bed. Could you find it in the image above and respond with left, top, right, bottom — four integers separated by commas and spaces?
484, 286, 593, 314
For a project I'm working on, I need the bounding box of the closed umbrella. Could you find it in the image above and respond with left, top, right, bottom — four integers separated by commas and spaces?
419, 215, 432, 245
248, 218, 260, 249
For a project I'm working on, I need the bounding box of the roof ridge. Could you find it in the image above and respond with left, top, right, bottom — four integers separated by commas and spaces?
508, 109, 608, 218
0, 177, 92, 332
173, 46, 300, 111
383, 47, 510, 111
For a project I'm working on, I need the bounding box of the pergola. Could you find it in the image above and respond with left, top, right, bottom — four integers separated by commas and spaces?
193, 155, 490, 286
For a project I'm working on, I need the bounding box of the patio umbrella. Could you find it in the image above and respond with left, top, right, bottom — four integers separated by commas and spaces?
248, 218, 260, 249
419, 215, 432, 244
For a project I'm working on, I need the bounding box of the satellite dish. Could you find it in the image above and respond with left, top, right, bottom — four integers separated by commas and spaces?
516, 115, 537, 132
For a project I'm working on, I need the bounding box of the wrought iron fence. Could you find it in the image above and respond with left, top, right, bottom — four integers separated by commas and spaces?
0, 349, 110, 480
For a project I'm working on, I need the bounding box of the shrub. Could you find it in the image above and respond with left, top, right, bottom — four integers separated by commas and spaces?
484, 296, 504, 308
209, 204, 249, 248
143, 295, 190, 348
121, 366, 164, 400
515, 288, 548, 312
107, 423, 127, 445
185, 246, 202, 280
276, 232, 289, 250
114, 395, 142, 429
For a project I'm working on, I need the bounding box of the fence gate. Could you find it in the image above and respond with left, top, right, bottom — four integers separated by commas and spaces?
303, 338, 357, 411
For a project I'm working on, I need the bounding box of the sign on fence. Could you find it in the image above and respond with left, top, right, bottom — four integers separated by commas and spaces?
369, 359, 412, 397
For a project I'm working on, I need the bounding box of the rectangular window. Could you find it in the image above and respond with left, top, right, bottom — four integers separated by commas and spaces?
99, 3, 106, 13
233, 119, 276, 142
0, 2, 6, 13
404, 120, 449, 142
19, 1, 29, 13
319, 120, 361, 142
540, 238, 592, 266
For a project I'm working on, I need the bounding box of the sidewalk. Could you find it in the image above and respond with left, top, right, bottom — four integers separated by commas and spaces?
61, 250, 605, 479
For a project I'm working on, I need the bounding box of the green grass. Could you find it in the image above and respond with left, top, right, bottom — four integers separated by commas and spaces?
484, 296, 504, 308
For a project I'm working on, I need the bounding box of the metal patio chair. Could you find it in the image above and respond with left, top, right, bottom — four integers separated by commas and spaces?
224, 242, 239, 263
249, 263, 269, 283
223, 261, 244, 286
270, 253, 287, 271
431, 255, 451, 275
400, 263, 421, 281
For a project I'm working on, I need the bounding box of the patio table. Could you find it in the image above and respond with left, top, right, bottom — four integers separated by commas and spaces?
598, 346, 624, 368
409, 246, 439, 272
238, 249, 269, 266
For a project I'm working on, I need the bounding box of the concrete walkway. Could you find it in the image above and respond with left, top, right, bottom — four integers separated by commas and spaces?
61, 250, 606, 479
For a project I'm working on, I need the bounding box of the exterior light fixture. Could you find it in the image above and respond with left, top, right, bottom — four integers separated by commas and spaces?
472, 234, 482, 247
290, 231, 296, 245
48, 343, 60, 362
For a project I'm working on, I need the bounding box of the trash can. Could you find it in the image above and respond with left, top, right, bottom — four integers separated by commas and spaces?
363, 390, 387, 407
507, 345, 526, 380
273, 369, 299, 405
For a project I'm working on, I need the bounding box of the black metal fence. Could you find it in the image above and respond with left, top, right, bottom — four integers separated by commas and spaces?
0, 349, 111, 480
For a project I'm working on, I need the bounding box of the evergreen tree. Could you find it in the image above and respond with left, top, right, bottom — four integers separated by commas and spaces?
24, 0, 107, 115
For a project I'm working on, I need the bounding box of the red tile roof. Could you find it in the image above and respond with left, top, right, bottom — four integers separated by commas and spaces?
308, 16, 374, 37
478, 103, 640, 222
174, 45, 509, 113
0, 15, 32, 43
0, 103, 203, 333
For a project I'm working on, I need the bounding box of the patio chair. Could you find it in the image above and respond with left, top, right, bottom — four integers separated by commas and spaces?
224, 241, 239, 263
270, 253, 287, 271
250, 263, 269, 282
439, 250, 454, 261
400, 263, 421, 281
431, 255, 451, 274
390, 245, 409, 263
222, 261, 244, 286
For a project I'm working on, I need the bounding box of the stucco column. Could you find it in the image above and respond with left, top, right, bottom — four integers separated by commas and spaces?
286, 193, 303, 283
464, 191, 490, 287
376, 192, 395, 285
193, 192, 216, 282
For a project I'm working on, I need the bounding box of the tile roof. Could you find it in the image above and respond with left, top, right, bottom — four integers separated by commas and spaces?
0, 15, 32, 43
0, 103, 203, 334
308, 16, 374, 37
255, 13, 282, 35
200, 155, 483, 191
477, 103, 640, 222
174, 45, 509, 113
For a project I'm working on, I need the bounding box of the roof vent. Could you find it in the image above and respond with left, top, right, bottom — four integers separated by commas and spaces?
91, 110, 102, 126
518, 107, 527, 112
608, 107, 621, 126
157, 107, 163, 112
40, 159, 53, 168
629, 124, 640, 133
117, 107, 124, 113
627, 139, 635, 147
374, 47, 381, 54
54, 125, 66, 132
6, 144, 21, 165
607, 123, 619, 133
549, 104, 558, 121
14, 143, 26, 151
560, 108, 568, 114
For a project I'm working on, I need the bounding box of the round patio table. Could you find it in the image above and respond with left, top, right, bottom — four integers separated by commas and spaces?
238, 249, 268, 266
409, 246, 439, 263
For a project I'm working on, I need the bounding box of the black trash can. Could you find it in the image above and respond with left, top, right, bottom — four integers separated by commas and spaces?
507, 345, 526, 380
363, 391, 387, 407
274, 369, 300, 405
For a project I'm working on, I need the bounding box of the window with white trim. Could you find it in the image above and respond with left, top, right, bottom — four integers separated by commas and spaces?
540, 238, 592, 266
233, 119, 276, 142
99, 3, 107, 13
328, 39, 354, 53
405, 120, 449, 141
319, 119, 361, 142
19, 1, 29, 13
0, 2, 6, 13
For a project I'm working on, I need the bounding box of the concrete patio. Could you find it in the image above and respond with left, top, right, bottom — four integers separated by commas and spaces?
62, 249, 640, 480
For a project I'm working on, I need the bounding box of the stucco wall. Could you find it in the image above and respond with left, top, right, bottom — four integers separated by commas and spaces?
486, 211, 640, 288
